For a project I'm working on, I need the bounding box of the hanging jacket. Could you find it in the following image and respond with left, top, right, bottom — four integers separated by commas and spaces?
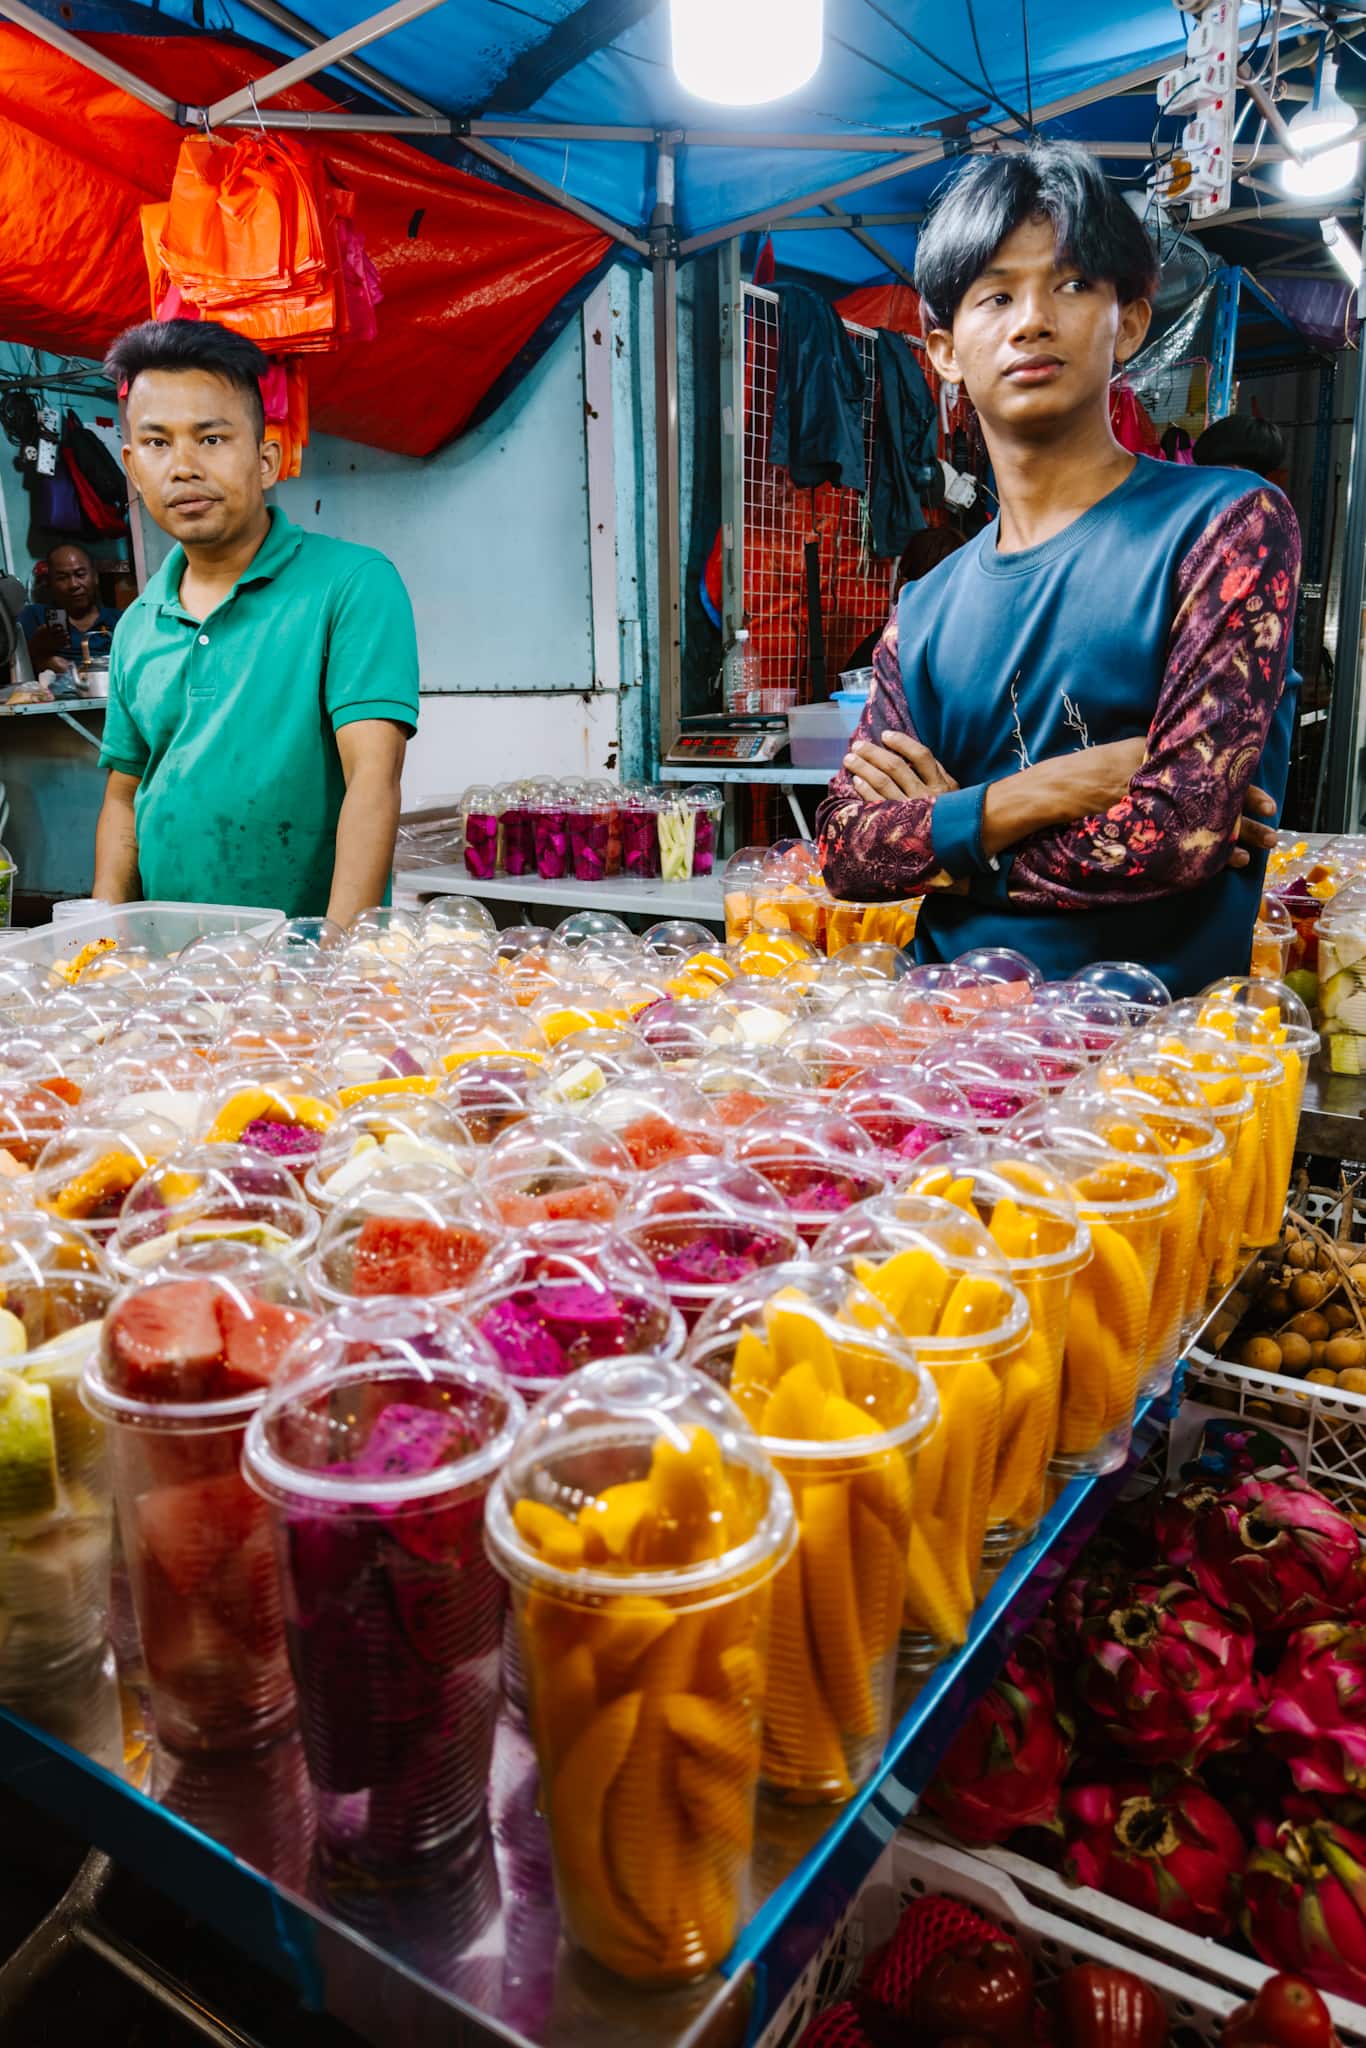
769, 284, 866, 492
63, 410, 128, 520
869, 328, 938, 559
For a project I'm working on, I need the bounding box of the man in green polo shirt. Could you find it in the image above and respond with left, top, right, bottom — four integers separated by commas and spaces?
93, 319, 418, 921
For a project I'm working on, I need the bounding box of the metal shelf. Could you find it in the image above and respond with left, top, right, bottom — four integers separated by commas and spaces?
0, 698, 105, 716
658, 763, 832, 786
0, 1401, 1163, 2048
409, 863, 725, 923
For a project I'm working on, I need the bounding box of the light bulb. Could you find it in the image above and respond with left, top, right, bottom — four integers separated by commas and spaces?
1280, 55, 1360, 198
671, 0, 824, 105
1323, 216, 1362, 285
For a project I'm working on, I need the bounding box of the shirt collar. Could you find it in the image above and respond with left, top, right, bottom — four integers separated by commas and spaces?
150, 505, 303, 618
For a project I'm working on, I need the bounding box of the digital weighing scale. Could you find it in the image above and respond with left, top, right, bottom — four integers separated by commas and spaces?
663, 716, 790, 767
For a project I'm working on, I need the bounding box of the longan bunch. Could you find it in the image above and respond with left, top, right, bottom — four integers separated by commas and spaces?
1211, 1212, 1366, 1392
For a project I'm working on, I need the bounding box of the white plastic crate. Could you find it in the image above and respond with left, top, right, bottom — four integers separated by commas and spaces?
752, 1828, 1366, 2048
1177, 1348, 1366, 1510
0, 901, 282, 972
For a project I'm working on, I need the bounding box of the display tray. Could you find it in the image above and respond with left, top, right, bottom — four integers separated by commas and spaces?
0, 1401, 1163, 2048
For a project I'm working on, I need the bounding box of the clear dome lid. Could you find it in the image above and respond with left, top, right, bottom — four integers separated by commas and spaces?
897, 1142, 1090, 1277
971, 1018, 1090, 1096
0, 960, 50, 1022
437, 1004, 547, 1072
730, 928, 822, 982
418, 896, 497, 949
412, 959, 504, 1023
1068, 959, 1171, 1022
203, 1063, 338, 1171
531, 986, 629, 1046
244, 1299, 522, 1511
461, 784, 499, 818
311, 1164, 508, 1307
469, 1221, 682, 1391
1116, 1027, 1257, 1130
618, 1157, 800, 1299
31, 1110, 186, 1232
169, 929, 267, 988
896, 964, 960, 1019
1161, 1003, 1288, 1088
728, 1101, 887, 1237
538, 1029, 659, 1109
1026, 982, 1132, 1056
687, 1261, 939, 1459
306, 1096, 474, 1208
259, 915, 348, 985
102, 997, 222, 1056
326, 989, 429, 1035
555, 909, 634, 955
89, 1244, 314, 1420
477, 1111, 636, 1227
113, 1143, 320, 1272
59, 941, 164, 993
213, 996, 325, 1068
915, 1036, 1050, 1131
327, 1030, 438, 1106
1254, 894, 1295, 936
1189, 979, 1316, 1049
761, 838, 822, 884
812, 1194, 1032, 1360
698, 984, 800, 1050
1079, 1071, 1222, 1166
0, 1077, 76, 1171
948, 946, 1044, 996
834, 1065, 979, 1167
817, 942, 910, 988
1005, 1120, 1178, 1223
639, 919, 717, 964
439, 1054, 541, 1145
586, 1077, 725, 1172
692, 1044, 806, 1127
484, 1355, 794, 1605
633, 998, 720, 1070
345, 907, 419, 963
722, 844, 770, 891
787, 1013, 923, 1091
0, 1213, 114, 1350
83, 1045, 211, 1142
0, 1021, 96, 1098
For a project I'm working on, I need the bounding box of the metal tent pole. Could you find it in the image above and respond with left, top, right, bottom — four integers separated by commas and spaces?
203, 0, 452, 126
718, 238, 745, 652
1319, 196, 1366, 833
822, 200, 916, 287
233, 0, 443, 116
651, 137, 683, 762
458, 133, 651, 253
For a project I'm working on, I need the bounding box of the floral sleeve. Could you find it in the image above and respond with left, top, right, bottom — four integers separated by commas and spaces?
1004, 486, 1301, 909
814, 615, 965, 901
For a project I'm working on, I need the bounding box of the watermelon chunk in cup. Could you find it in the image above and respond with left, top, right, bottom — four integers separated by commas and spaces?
83, 1245, 314, 1754
243, 1300, 523, 1873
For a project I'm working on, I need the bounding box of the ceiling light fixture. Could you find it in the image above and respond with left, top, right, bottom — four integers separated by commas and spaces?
1323, 215, 1363, 286
670, 0, 824, 106
1279, 51, 1360, 199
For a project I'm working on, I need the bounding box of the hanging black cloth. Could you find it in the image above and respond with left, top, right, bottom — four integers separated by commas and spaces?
869, 328, 939, 560
768, 285, 866, 492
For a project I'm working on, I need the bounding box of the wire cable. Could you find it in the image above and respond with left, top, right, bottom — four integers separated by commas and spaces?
855, 0, 1034, 136
1021, 0, 1034, 132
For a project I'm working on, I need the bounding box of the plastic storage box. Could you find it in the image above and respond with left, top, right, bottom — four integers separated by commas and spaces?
788, 699, 864, 768
0, 901, 283, 971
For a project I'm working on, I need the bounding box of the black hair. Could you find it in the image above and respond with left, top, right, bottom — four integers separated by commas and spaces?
103, 319, 270, 439
914, 141, 1160, 332
1192, 413, 1286, 479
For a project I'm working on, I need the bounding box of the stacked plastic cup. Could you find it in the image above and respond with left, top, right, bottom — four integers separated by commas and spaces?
618, 1157, 801, 1329
83, 1246, 314, 1753
462, 787, 501, 882
486, 1356, 795, 1984
688, 1264, 937, 1797
244, 1300, 523, 1871
0, 1218, 115, 1718
812, 1199, 1031, 1649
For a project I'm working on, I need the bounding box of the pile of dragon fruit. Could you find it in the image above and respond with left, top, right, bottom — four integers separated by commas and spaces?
925, 1469, 1366, 2004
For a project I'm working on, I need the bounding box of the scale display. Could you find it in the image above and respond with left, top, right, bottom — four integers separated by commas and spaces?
664, 727, 789, 765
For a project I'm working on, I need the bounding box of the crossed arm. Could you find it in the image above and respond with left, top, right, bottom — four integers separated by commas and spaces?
816, 487, 1300, 906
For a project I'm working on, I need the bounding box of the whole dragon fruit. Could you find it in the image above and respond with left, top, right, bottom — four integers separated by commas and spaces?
1062, 1770, 1245, 1938
1067, 1574, 1260, 1767
1262, 1623, 1366, 1796
922, 1632, 1071, 1846
1242, 1817, 1366, 2004
1180, 1476, 1363, 1637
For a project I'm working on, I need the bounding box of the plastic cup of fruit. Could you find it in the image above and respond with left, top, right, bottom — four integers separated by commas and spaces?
1314, 889, 1366, 1069
309, 1165, 510, 1309
586, 1077, 726, 1173
31, 1111, 185, 1241
201, 1063, 339, 1177
477, 1111, 637, 1229
0, 1077, 74, 1173
243, 1299, 522, 1873
684, 789, 724, 877
469, 1221, 683, 1399
532, 790, 571, 882
833, 1066, 978, 1169
439, 1054, 542, 1146
1165, 998, 1305, 1256
657, 800, 698, 884
721, 848, 769, 944
891, 1153, 1089, 1552
972, 1017, 1091, 1098
568, 800, 611, 884
303, 1097, 474, 1212
462, 786, 501, 881
419, 896, 497, 954
1010, 1129, 1176, 1474
825, 899, 919, 954
485, 1354, 795, 1984
915, 1037, 1051, 1135
0, 1219, 116, 1704
787, 1015, 924, 1092
688, 1264, 936, 1798
618, 788, 662, 881
537, 1029, 661, 1111
1025, 983, 1133, 1060
617, 1157, 801, 1331
1067, 958, 1171, 1025
111, 1143, 321, 1277
690, 1045, 805, 1129
729, 1103, 887, 1246
1251, 894, 1295, 983
83, 1246, 315, 1754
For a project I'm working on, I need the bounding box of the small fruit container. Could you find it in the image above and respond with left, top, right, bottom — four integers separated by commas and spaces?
343, 909, 419, 975
461, 785, 501, 881
1315, 887, 1366, 1067
0, 1218, 116, 1702
568, 788, 613, 884
692, 1045, 806, 1129
496, 783, 537, 879
111, 1144, 321, 1274
303, 1095, 474, 1211
972, 1016, 1091, 1097
531, 781, 571, 882
259, 916, 348, 990
729, 1102, 887, 1245
1171, 992, 1311, 1253
657, 797, 698, 883
83, 1246, 315, 1753
1010, 1131, 1175, 1473
212, 995, 326, 1070
417, 895, 498, 954
31, 1111, 186, 1240
0, 1021, 97, 1103
1268, 859, 1340, 978
940, 946, 1043, 1023
0, 1078, 74, 1175
687, 1265, 936, 1798
1067, 958, 1171, 1024
721, 847, 769, 944
538, 1029, 660, 1110
485, 1356, 794, 1985
618, 1158, 801, 1329
896, 1149, 1090, 1548
684, 787, 724, 877
634, 998, 720, 1073
915, 1037, 1050, 1133
730, 929, 823, 990
309, 1165, 509, 1308
586, 1077, 726, 1172
84, 1044, 215, 1143
813, 1198, 1034, 1625
1251, 892, 1295, 982
824, 899, 920, 954
620, 785, 663, 881
476, 1110, 637, 1228
327, 1031, 438, 1109
438, 1003, 547, 1074
202, 1064, 339, 1175
699, 983, 802, 1053
469, 1221, 683, 1397
440, 1054, 543, 1145
531, 984, 631, 1048
244, 1301, 522, 1872
834, 1067, 979, 1170
1024, 983, 1132, 1060
787, 1013, 923, 1092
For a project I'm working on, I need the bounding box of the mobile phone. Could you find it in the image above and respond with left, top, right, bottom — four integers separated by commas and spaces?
44, 607, 66, 632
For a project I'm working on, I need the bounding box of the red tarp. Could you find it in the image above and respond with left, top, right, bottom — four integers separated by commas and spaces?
0, 26, 611, 455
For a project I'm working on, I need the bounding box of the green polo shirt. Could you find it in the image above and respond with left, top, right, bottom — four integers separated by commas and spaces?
100, 508, 418, 917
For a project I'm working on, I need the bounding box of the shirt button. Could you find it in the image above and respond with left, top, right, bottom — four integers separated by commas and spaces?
198, 634, 210, 646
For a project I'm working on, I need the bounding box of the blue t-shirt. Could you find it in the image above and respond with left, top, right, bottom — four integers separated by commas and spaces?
19, 602, 120, 664
894, 458, 1300, 998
